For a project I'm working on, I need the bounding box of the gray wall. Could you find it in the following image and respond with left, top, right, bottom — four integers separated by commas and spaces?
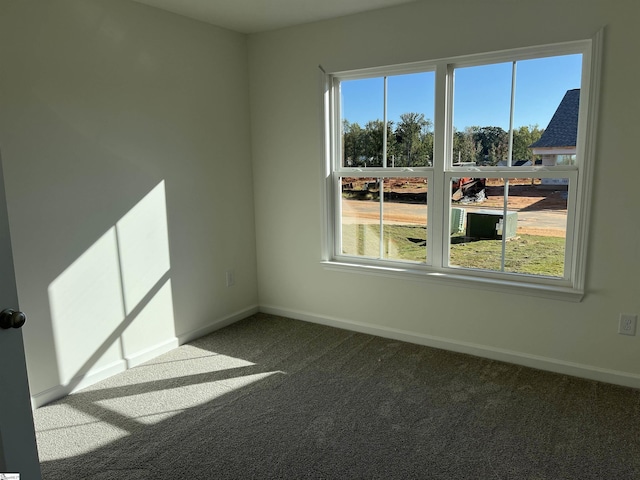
0, 0, 258, 405
248, 0, 640, 386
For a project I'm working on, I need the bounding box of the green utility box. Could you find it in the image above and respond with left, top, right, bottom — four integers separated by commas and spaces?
450, 207, 466, 234
466, 209, 517, 240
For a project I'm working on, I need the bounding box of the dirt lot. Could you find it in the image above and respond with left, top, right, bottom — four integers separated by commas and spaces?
483, 179, 568, 211
342, 178, 568, 236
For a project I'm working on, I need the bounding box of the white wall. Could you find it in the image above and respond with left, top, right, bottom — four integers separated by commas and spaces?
0, 0, 258, 406
248, 0, 640, 386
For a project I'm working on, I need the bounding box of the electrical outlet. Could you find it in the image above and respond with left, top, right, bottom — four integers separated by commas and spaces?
618, 314, 637, 336
225, 270, 235, 288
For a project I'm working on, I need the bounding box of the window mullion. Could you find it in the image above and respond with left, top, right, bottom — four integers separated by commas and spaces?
563, 169, 579, 282
431, 61, 450, 268
380, 77, 388, 259
334, 173, 342, 258
329, 78, 341, 260
501, 61, 518, 271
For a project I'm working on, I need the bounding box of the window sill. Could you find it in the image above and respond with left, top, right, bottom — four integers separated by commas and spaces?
321, 260, 584, 302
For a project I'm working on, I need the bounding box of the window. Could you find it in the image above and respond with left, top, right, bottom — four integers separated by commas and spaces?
322, 38, 600, 300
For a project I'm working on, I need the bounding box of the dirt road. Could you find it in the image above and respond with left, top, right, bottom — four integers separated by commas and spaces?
341, 179, 568, 236
342, 197, 567, 237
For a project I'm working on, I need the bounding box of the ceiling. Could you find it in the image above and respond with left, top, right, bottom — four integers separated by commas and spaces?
130, 0, 419, 34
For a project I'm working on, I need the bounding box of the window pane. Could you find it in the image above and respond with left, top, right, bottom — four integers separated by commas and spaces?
453, 62, 512, 166
341, 177, 429, 262
452, 54, 582, 167
341, 177, 381, 258
449, 178, 568, 277
515, 55, 582, 167
341, 78, 384, 167
502, 178, 568, 277
387, 72, 435, 167
341, 73, 435, 168
382, 177, 428, 263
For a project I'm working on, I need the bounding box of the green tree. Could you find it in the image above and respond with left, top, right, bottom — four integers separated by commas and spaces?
453, 126, 482, 164
343, 119, 399, 167
512, 125, 544, 163
363, 120, 385, 166
348, 115, 537, 168
395, 112, 433, 166
343, 120, 365, 166
475, 126, 509, 165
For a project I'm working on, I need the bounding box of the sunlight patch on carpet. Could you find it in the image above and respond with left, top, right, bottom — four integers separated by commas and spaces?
34, 404, 128, 461
94, 371, 284, 425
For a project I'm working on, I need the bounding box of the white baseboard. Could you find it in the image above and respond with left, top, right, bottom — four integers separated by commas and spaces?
31, 359, 127, 409
177, 304, 259, 345
34, 301, 635, 410
126, 337, 180, 369
259, 304, 640, 390
32, 305, 260, 409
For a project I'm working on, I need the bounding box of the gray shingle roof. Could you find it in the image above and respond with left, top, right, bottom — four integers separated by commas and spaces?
530, 89, 580, 149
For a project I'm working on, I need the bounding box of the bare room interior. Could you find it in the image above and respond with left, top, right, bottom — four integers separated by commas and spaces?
1, 0, 639, 478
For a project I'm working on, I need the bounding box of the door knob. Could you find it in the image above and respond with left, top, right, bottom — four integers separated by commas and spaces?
0, 309, 26, 329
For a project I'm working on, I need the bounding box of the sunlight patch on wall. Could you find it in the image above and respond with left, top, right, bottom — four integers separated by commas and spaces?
116, 181, 171, 315
121, 279, 174, 361
49, 229, 126, 385
48, 181, 175, 388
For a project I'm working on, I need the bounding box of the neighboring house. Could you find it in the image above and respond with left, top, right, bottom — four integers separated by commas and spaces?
530, 88, 580, 186
497, 159, 532, 167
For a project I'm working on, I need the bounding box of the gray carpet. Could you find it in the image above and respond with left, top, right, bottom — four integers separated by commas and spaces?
34, 313, 640, 479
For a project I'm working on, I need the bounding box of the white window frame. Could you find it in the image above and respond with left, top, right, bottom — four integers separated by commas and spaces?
321, 33, 602, 302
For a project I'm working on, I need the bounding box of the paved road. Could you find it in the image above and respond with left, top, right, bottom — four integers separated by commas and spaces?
342, 199, 567, 236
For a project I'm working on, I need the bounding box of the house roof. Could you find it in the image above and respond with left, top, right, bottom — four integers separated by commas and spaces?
497, 159, 531, 166
530, 89, 580, 149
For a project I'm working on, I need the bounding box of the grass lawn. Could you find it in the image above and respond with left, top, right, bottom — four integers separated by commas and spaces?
341, 223, 565, 277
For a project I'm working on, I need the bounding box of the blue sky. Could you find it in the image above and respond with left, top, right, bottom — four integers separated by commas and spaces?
341, 54, 582, 131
